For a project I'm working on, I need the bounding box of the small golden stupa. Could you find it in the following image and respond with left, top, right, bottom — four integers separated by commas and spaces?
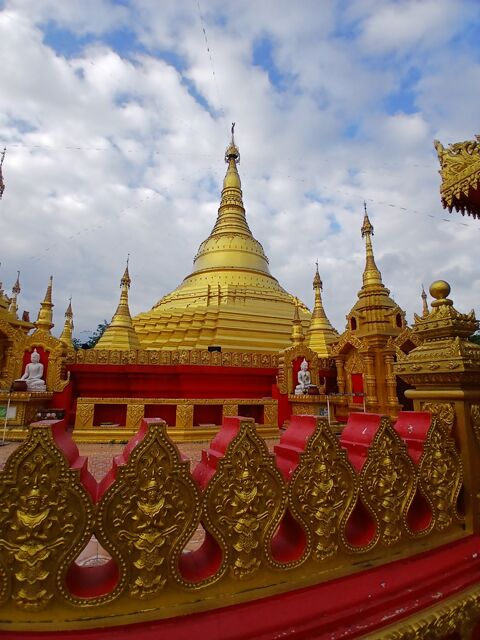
134, 126, 310, 352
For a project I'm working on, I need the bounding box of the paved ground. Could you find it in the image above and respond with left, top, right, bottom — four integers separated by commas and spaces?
0, 433, 280, 562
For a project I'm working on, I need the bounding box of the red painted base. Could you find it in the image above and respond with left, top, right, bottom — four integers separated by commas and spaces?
3, 535, 480, 639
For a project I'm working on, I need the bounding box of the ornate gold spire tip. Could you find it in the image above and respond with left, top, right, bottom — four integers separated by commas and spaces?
361, 202, 374, 237
225, 122, 240, 164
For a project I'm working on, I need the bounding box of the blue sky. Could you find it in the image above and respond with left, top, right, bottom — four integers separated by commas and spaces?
1, 0, 480, 336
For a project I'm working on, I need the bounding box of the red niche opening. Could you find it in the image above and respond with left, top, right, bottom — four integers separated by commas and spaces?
271, 510, 307, 564
179, 529, 223, 583
406, 489, 433, 533
193, 404, 223, 427
144, 403, 176, 426
344, 499, 376, 548
93, 404, 127, 427
65, 560, 120, 599
238, 404, 264, 424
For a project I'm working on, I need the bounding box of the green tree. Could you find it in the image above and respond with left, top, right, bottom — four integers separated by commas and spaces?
76, 320, 109, 349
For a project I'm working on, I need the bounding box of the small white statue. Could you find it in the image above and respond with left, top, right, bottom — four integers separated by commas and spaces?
295, 358, 312, 395
17, 349, 47, 392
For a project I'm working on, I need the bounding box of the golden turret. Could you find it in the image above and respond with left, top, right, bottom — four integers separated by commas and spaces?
7, 271, 20, 317
134, 128, 310, 352
291, 297, 305, 345
345, 205, 405, 337
59, 298, 74, 349
306, 263, 338, 356
96, 260, 141, 350
34, 275, 54, 333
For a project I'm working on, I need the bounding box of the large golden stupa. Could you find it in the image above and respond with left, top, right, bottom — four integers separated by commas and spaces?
133, 129, 310, 351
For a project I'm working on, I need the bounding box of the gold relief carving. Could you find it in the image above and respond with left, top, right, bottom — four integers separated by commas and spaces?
203, 422, 287, 578
344, 350, 364, 375
0, 425, 94, 610
471, 404, 480, 447
76, 403, 94, 428
222, 404, 238, 417
97, 422, 201, 598
179, 350, 189, 364
290, 418, 357, 560
211, 351, 221, 365
292, 404, 318, 416
419, 416, 463, 531
126, 405, 144, 431
171, 352, 180, 365
263, 404, 278, 426
176, 404, 193, 429
421, 402, 455, 433
222, 352, 231, 366
362, 418, 416, 546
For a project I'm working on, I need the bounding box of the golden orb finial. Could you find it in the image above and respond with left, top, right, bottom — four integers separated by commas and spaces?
429, 280, 450, 300
429, 280, 453, 308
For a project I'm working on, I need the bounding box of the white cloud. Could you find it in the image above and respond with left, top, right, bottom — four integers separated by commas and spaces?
0, 0, 479, 342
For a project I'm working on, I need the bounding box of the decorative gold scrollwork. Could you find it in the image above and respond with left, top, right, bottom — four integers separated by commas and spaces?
289, 418, 357, 561
422, 401, 455, 432
471, 404, 480, 448
419, 415, 463, 531
203, 422, 286, 579
361, 418, 416, 546
97, 421, 201, 598
0, 425, 94, 610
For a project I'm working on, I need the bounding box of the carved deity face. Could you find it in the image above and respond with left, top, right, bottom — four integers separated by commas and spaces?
301, 360, 308, 371
30, 351, 40, 364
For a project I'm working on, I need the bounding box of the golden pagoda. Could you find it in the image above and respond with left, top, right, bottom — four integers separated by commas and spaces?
96, 260, 140, 350
133, 127, 309, 352
435, 135, 480, 219
305, 263, 338, 356
331, 205, 408, 415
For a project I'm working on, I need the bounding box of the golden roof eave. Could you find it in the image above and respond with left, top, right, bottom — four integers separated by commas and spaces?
435, 136, 480, 219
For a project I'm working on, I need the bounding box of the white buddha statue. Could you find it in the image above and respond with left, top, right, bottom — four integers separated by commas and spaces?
294, 358, 312, 395
17, 349, 47, 392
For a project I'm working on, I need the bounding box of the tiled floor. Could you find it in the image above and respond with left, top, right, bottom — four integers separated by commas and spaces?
0, 432, 280, 563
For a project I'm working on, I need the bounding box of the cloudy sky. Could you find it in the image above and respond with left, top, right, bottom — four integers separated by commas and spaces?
1, 0, 479, 341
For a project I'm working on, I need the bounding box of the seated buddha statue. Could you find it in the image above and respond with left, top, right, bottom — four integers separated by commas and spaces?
294, 358, 312, 395
17, 349, 47, 392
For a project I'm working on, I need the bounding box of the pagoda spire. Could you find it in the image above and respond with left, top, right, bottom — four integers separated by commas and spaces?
306, 262, 338, 356
421, 285, 429, 317
361, 203, 384, 290
291, 297, 305, 344
35, 275, 54, 333
8, 271, 20, 316
59, 297, 74, 348
95, 257, 140, 350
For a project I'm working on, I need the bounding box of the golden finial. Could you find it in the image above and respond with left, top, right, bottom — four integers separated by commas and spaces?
121, 255, 131, 289
35, 275, 54, 333
421, 284, 429, 317
225, 122, 240, 164
0, 147, 6, 200
429, 279, 453, 308
59, 297, 74, 348
12, 270, 20, 295
291, 297, 305, 344
360, 204, 383, 289
313, 260, 322, 290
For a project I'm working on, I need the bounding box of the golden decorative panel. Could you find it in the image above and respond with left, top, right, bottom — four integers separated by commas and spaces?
418, 415, 463, 531
202, 422, 287, 579
0, 424, 94, 610
126, 404, 144, 431
361, 417, 416, 546
421, 401, 455, 433
435, 135, 480, 218
0, 415, 469, 631
289, 418, 357, 560
68, 348, 278, 368
97, 422, 201, 598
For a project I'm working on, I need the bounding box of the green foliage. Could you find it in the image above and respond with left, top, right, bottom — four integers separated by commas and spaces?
469, 333, 480, 345
76, 320, 109, 349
